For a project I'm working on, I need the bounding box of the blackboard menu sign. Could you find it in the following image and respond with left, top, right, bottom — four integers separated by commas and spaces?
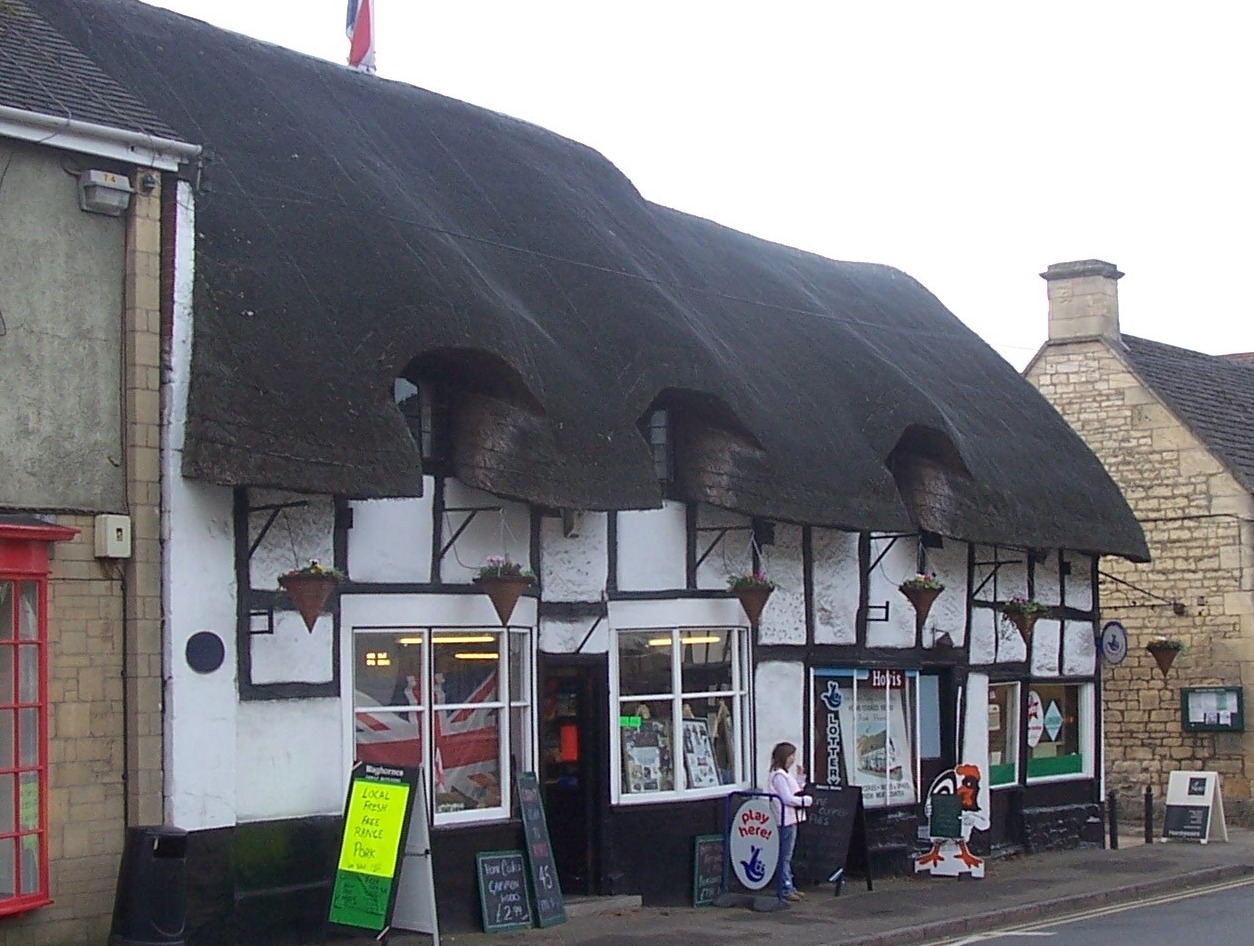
692, 834, 725, 906
792, 786, 869, 888
475, 850, 533, 932
1163, 805, 1210, 840
515, 771, 567, 927
1162, 770, 1228, 843
328, 763, 419, 933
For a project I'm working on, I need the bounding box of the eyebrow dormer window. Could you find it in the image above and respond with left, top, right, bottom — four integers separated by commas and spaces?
647, 409, 673, 484
394, 377, 448, 467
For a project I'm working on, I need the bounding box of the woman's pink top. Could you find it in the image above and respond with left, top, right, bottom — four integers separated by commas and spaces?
770, 768, 812, 827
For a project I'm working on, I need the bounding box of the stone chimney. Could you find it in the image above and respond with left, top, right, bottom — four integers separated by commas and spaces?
1040, 259, 1123, 342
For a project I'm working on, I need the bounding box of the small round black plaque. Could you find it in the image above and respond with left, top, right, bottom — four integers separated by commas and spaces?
186, 631, 226, 674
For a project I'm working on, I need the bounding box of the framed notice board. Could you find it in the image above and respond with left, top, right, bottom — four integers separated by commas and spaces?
328, 762, 419, 934
475, 850, 533, 932
1181, 687, 1244, 733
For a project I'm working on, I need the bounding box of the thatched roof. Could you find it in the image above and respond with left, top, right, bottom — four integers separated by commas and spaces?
17, 0, 1148, 560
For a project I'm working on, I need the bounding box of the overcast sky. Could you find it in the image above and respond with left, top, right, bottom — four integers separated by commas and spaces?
141, 1, 1253, 368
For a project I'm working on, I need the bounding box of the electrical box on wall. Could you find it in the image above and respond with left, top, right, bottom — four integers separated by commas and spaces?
94, 514, 133, 559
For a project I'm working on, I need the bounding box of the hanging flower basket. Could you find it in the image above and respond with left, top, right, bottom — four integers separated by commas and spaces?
277, 561, 346, 632
899, 574, 944, 634
474, 557, 536, 626
729, 571, 775, 628
1001, 596, 1048, 646
1146, 637, 1183, 678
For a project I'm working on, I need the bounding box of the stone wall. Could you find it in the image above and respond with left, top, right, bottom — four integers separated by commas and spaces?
1027, 340, 1254, 806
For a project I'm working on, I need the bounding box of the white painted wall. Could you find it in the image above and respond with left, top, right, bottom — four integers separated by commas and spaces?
996, 613, 1029, 663
1061, 621, 1097, 676
1030, 618, 1063, 676
540, 616, 608, 655
236, 699, 345, 820
972, 545, 1029, 603
812, 529, 858, 645
250, 610, 335, 684
349, 492, 434, 582
607, 596, 744, 631
1035, 551, 1062, 606
922, 540, 969, 648
1064, 552, 1094, 611
440, 480, 531, 582
341, 591, 538, 633
757, 525, 804, 646
754, 660, 805, 789
248, 489, 335, 588
693, 505, 753, 590
540, 511, 608, 602
616, 502, 687, 591
968, 607, 997, 666
866, 533, 918, 647
162, 183, 239, 830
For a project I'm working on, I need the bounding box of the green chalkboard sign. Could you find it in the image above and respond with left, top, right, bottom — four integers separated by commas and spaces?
328, 763, 419, 932
476, 850, 534, 932
692, 834, 724, 906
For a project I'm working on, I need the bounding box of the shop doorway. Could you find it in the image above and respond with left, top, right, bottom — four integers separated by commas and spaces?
538, 654, 608, 896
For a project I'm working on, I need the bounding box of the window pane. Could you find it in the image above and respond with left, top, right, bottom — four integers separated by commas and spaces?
17, 647, 37, 705
0, 583, 12, 641
0, 775, 12, 833
18, 773, 38, 895
1027, 684, 1083, 778
679, 629, 733, 694
354, 633, 423, 708
0, 647, 11, 705
355, 709, 423, 767
620, 700, 674, 794
18, 585, 37, 641
918, 675, 941, 759
679, 697, 738, 787
0, 710, 12, 769
509, 705, 531, 784
988, 683, 1019, 786
18, 710, 38, 767
433, 635, 500, 705
0, 838, 13, 899
509, 632, 529, 704
433, 707, 501, 812
618, 631, 672, 697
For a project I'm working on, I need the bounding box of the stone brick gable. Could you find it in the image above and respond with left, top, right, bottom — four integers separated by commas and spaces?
1027, 337, 1254, 815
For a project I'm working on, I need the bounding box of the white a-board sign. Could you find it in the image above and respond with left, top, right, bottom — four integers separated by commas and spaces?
1162, 771, 1228, 843
391, 769, 441, 944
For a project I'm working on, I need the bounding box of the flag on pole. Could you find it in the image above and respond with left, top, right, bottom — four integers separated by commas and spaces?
346, 0, 376, 73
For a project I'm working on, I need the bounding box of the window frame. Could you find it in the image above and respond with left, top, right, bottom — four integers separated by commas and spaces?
609, 624, 750, 806
1024, 681, 1094, 784
0, 521, 71, 917
810, 667, 922, 809
349, 623, 536, 827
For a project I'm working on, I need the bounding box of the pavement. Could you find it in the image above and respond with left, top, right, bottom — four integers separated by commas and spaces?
406, 829, 1254, 946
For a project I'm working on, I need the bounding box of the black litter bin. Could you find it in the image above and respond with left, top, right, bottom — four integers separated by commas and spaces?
109, 825, 188, 946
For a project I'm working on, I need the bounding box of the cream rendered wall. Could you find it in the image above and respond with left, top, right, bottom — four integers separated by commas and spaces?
754, 660, 806, 789
617, 502, 686, 590
812, 529, 858, 645
757, 524, 804, 646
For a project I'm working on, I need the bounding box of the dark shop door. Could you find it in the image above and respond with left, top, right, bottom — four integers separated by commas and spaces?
538, 654, 608, 896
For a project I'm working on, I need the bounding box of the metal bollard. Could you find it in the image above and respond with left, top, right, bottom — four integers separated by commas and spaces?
1144, 786, 1154, 844
1107, 790, 1118, 850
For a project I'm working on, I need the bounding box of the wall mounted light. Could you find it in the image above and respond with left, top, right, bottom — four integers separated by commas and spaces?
77, 169, 133, 216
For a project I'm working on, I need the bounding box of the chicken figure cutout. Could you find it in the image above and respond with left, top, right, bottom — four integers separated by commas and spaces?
914, 764, 990, 878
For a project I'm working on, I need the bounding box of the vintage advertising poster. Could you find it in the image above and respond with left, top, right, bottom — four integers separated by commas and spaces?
839, 671, 916, 806
622, 719, 672, 793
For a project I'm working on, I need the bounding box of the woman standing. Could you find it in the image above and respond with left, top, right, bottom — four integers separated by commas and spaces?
769, 741, 812, 902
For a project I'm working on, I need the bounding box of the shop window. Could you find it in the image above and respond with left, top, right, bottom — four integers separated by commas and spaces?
1025, 682, 1091, 781
810, 668, 920, 808
612, 627, 748, 802
988, 682, 1020, 787
351, 627, 534, 825
0, 520, 72, 917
